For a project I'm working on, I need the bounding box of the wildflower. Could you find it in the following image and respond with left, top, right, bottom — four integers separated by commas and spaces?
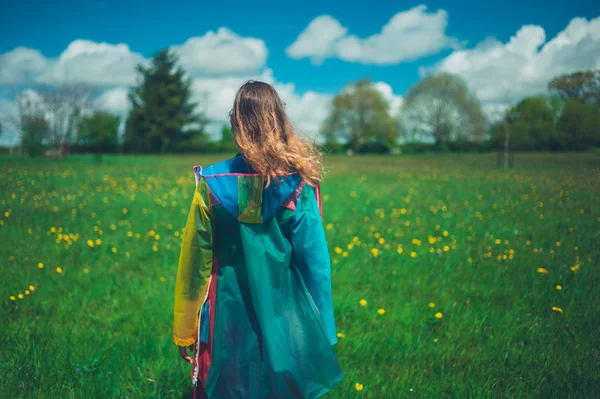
29, 285, 35, 291
570, 264, 580, 272
371, 248, 379, 257
495, 239, 501, 245
428, 302, 435, 308
347, 243, 354, 250
536, 268, 548, 274
326, 223, 333, 230
467, 257, 473, 263
38, 262, 44, 269
435, 312, 443, 319
18, 293, 23, 299
10, 296, 15, 301
551, 306, 563, 313
84, 268, 89, 274
334, 247, 342, 254
112, 247, 117, 253
556, 285, 562, 290
160, 276, 165, 282
355, 383, 364, 391
410, 251, 416, 258
397, 246, 403, 254
342, 251, 349, 257
95, 238, 102, 245
122, 208, 128, 214
443, 230, 448, 237
25, 290, 30, 295
359, 299, 367, 306
555, 241, 561, 247
377, 308, 385, 314
336, 332, 345, 338
56, 267, 63, 273
87, 239, 94, 248
443, 245, 450, 252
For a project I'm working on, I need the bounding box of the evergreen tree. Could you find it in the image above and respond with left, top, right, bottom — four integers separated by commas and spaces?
124, 49, 205, 153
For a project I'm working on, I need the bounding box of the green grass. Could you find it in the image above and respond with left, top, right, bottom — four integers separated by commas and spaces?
1, 152, 599, 398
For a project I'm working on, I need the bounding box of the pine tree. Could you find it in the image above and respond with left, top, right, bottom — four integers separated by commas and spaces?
124, 49, 205, 152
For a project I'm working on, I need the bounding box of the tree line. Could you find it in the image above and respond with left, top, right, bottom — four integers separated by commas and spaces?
1, 48, 598, 158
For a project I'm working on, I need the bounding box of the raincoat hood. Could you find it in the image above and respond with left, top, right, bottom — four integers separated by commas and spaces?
194, 153, 306, 224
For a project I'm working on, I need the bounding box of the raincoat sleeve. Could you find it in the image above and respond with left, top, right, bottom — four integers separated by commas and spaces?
291, 183, 338, 346
173, 175, 215, 347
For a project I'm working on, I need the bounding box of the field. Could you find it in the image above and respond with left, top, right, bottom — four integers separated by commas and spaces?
1, 152, 599, 398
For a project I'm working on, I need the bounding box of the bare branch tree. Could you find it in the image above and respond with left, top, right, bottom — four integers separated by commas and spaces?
38, 83, 96, 157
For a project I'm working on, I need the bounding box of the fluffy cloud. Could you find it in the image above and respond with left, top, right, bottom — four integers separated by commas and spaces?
0, 40, 144, 87
0, 28, 268, 87
172, 28, 268, 76
286, 5, 458, 65
0, 47, 48, 85
423, 16, 600, 111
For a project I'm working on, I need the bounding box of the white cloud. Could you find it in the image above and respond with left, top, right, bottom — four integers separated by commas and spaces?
423, 16, 600, 110
42, 40, 145, 86
373, 81, 404, 116
95, 87, 130, 115
172, 27, 268, 76
286, 5, 458, 65
0, 47, 48, 85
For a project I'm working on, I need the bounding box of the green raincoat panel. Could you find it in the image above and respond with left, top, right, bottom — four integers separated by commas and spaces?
173, 154, 343, 399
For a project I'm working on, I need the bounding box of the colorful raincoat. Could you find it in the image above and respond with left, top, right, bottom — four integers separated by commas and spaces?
173, 153, 343, 399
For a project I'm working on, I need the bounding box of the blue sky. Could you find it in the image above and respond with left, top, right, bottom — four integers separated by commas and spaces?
1, 0, 599, 143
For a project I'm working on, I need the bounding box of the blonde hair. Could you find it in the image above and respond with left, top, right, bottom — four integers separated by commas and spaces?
230, 80, 324, 188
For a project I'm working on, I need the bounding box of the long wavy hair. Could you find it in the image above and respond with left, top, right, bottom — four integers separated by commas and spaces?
230, 80, 324, 188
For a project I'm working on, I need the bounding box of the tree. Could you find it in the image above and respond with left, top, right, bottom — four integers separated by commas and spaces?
22, 113, 49, 158
400, 72, 486, 149
497, 96, 559, 151
321, 78, 399, 153
78, 111, 120, 153
556, 99, 600, 150
38, 83, 95, 157
220, 124, 237, 152
548, 70, 600, 105
124, 48, 205, 153
2, 90, 42, 154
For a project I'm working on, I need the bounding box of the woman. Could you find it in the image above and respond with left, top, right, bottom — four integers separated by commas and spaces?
173, 80, 343, 399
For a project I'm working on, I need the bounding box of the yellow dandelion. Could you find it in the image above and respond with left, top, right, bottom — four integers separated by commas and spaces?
160, 276, 165, 282
84, 268, 89, 274
56, 267, 63, 273
29, 285, 35, 291
377, 308, 385, 314
359, 299, 367, 306
326, 223, 333, 230
112, 247, 117, 253
378, 237, 385, 244
556, 285, 562, 290
410, 251, 416, 258
342, 251, 349, 257
334, 247, 342, 254
443, 245, 450, 252
336, 332, 345, 338
551, 306, 563, 313
25, 290, 30, 295
18, 293, 23, 299
495, 239, 501, 244
355, 383, 364, 391
95, 238, 102, 245
428, 302, 435, 308
536, 268, 548, 274
37, 262, 44, 269
371, 248, 379, 257
347, 243, 354, 250
10, 295, 15, 301
87, 239, 94, 248
397, 246, 403, 254
435, 312, 443, 319
122, 207, 128, 214
570, 264, 580, 272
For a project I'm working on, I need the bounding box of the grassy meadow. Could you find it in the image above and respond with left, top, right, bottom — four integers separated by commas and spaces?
1, 152, 599, 398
